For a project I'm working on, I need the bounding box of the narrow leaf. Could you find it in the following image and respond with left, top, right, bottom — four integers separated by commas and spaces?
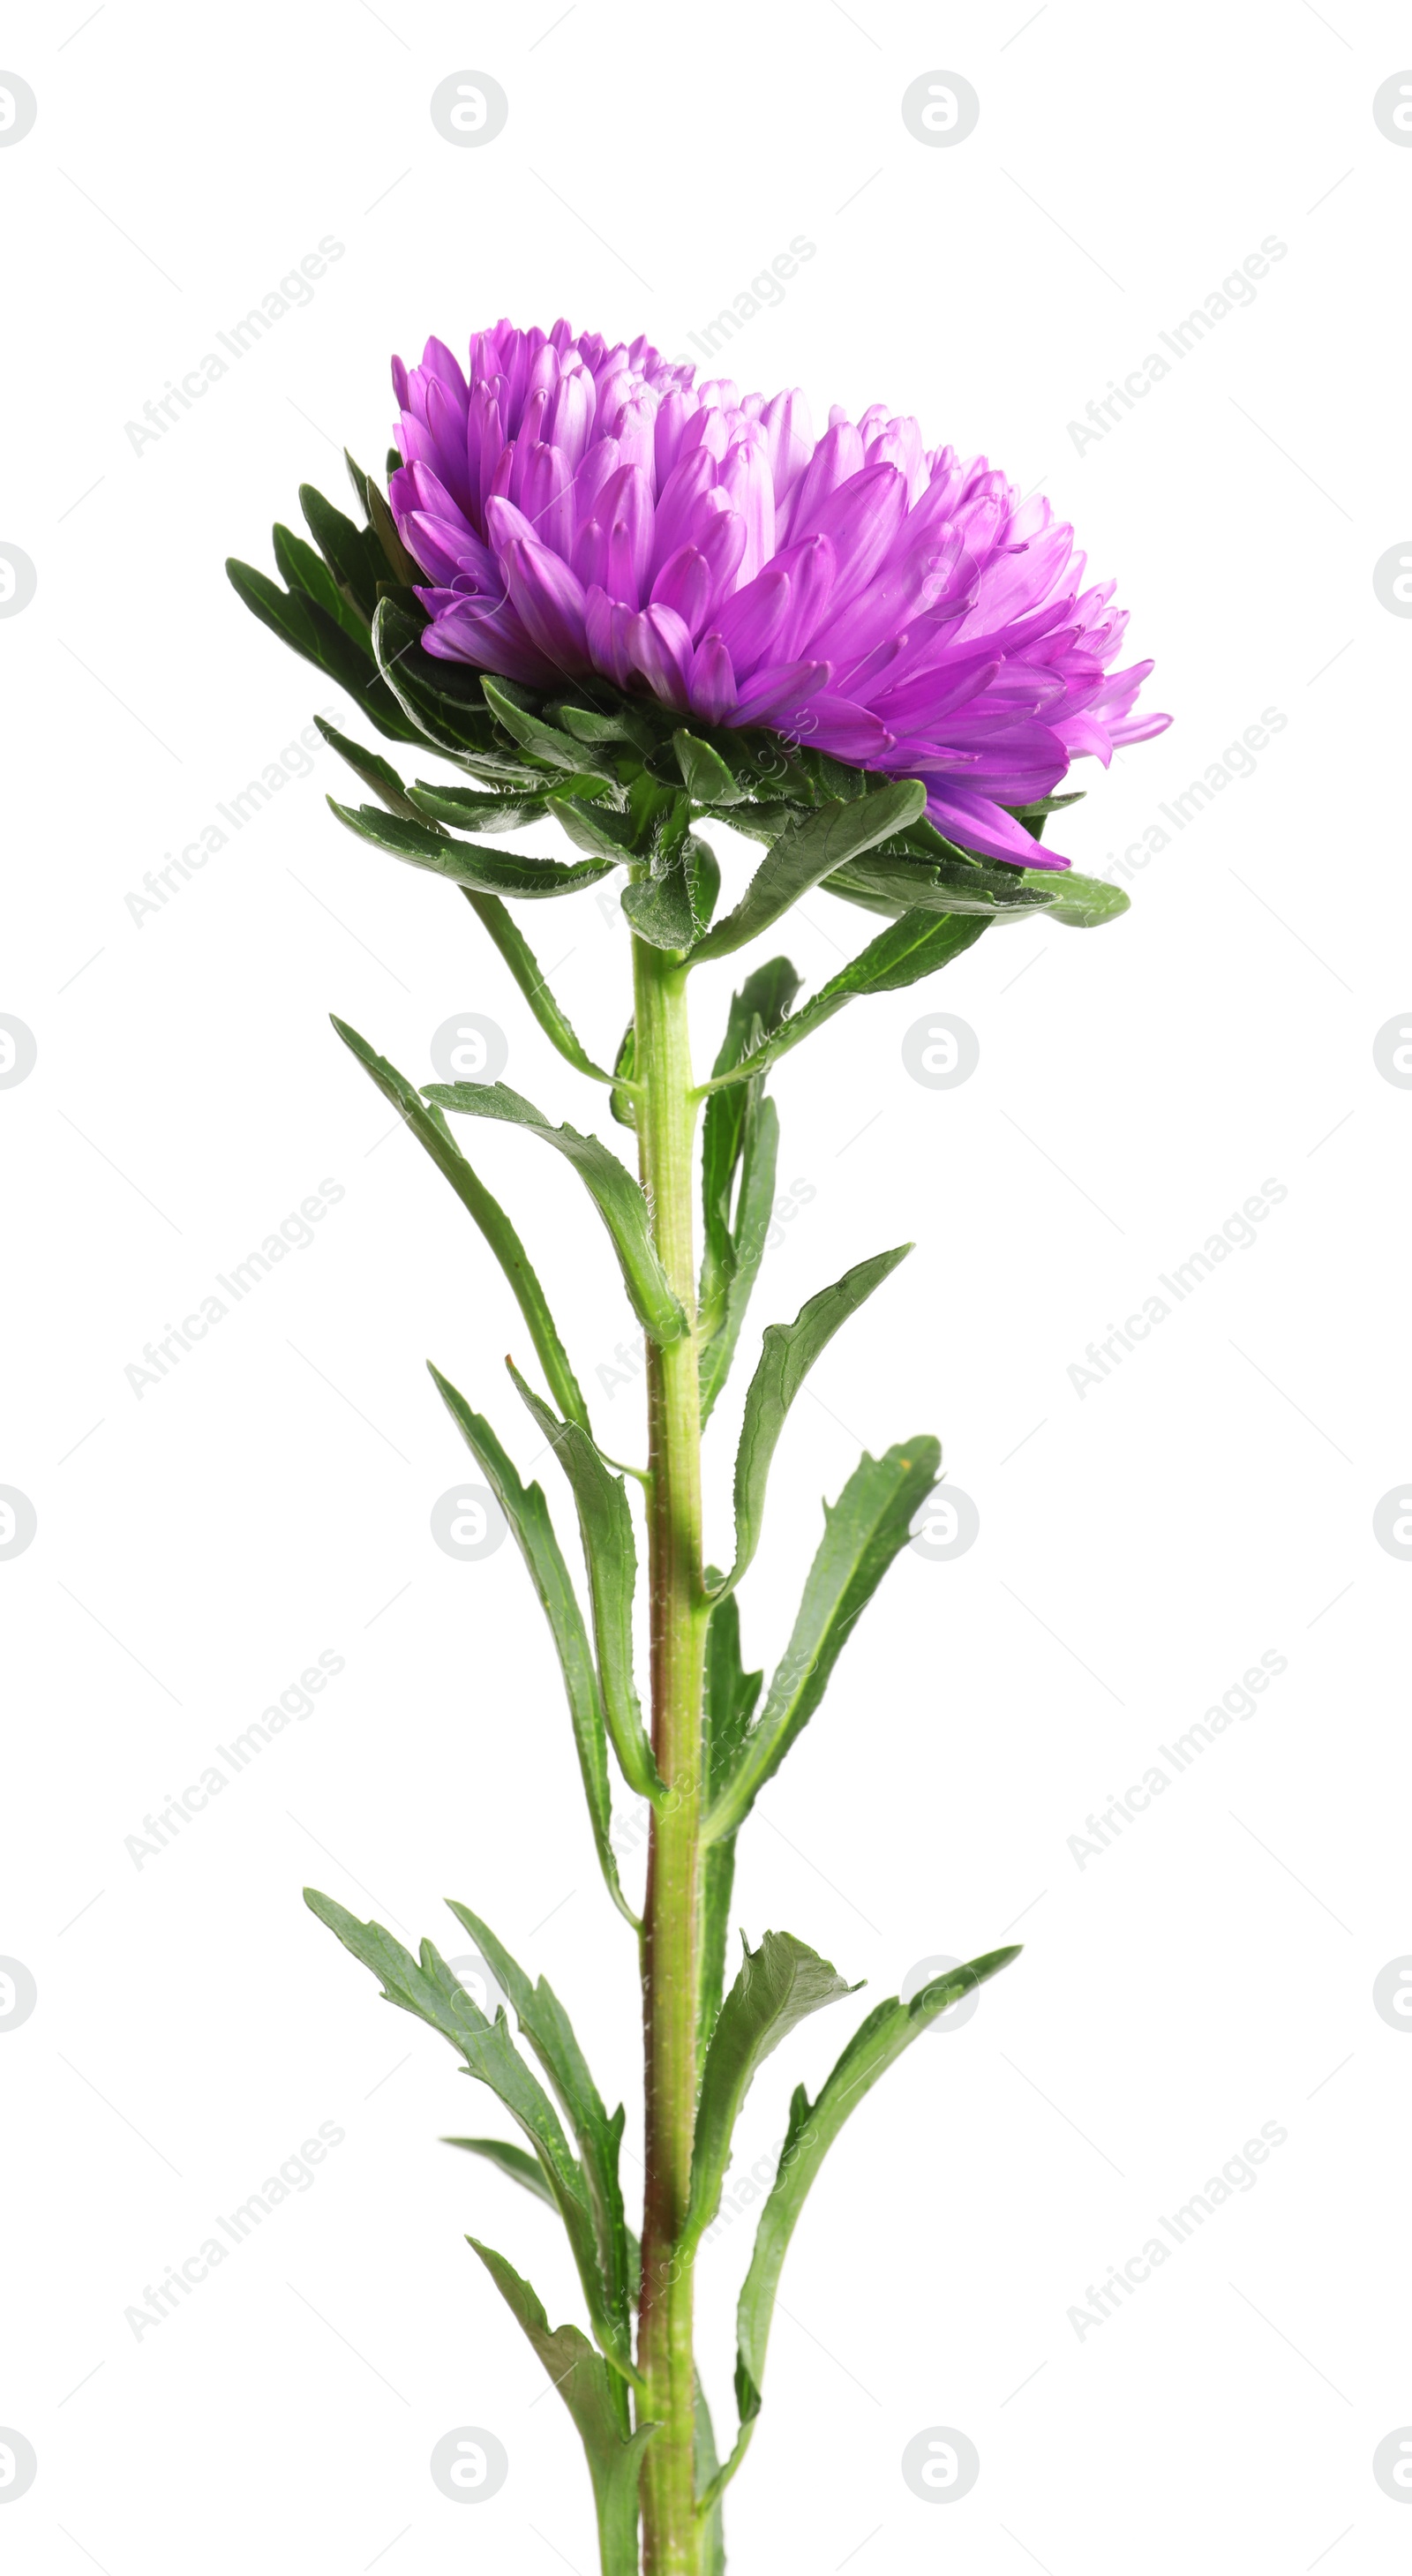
330, 1017, 590, 1434
299, 481, 380, 620
698, 1098, 777, 1427
690, 779, 928, 962
703, 1439, 941, 1843
506, 1366, 661, 1803
327, 798, 612, 897
226, 559, 419, 740
312, 717, 422, 818
409, 780, 550, 835
707, 912, 990, 1092
827, 852, 1128, 928
698, 1588, 762, 2064
424, 1081, 687, 1346
442, 2136, 555, 2204
715, 1246, 913, 1598
695, 2376, 726, 2574
461, 892, 616, 1083
732, 1948, 1023, 2436
272, 522, 368, 646
427, 1369, 636, 1930
482, 676, 605, 774
469, 2241, 656, 2571
683, 1931, 857, 2251
673, 730, 747, 805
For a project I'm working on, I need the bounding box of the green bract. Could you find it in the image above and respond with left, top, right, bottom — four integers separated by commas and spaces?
229, 454, 1125, 2576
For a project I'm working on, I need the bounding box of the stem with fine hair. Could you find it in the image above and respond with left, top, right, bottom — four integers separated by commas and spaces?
632, 927, 707, 2575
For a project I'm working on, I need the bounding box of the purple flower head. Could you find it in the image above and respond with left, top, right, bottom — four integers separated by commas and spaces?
389, 319, 1169, 871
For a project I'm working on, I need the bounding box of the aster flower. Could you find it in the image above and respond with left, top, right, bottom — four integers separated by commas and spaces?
387, 317, 1168, 874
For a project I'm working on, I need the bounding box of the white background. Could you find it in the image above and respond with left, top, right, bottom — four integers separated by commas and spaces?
3, 3, 1409, 2569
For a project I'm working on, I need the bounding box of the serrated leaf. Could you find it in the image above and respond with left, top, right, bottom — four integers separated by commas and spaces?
426, 1369, 635, 1931
507, 1365, 661, 1804
330, 1017, 590, 1433
327, 798, 613, 897
547, 794, 640, 860
698, 1588, 762, 2065
447, 1904, 635, 2340
690, 779, 928, 963
469, 2242, 656, 2569
827, 852, 1127, 928
714, 1246, 913, 1600
302, 1893, 626, 2362
442, 2136, 556, 2204
727, 1947, 1023, 2460
459, 892, 616, 1083
682, 1931, 857, 2252
424, 1082, 687, 1346
703, 1439, 941, 1843
707, 911, 991, 1093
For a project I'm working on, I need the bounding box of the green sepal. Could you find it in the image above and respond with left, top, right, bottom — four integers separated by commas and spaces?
482, 676, 612, 778
621, 834, 720, 951
683, 1931, 858, 2252
827, 852, 1129, 928
271, 522, 369, 648
690, 778, 928, 963
461, 892, 616, 1083
507, 1363, 663, 1804
408, 780, 550, 835
728, 1947, 1023, 2452
299, 481, 381, 621
327, 798, 613, 897
424, 1081, 687, 1346
714, 1245, 913, 1599
447, 1904, 635, 2343
427, 1367, 636, 1930
329, 1016, 590, 1434
225, 558, 420, 740
469, 2241, 657, 2568
673, 730, 747, 806
703, 1438, 942, 1842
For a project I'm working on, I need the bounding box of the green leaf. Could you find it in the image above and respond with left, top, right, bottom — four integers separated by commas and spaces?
715, 1246, 913, 1600
549, 698, 658, 748
299, 481, 380, 620
507, 1364, 662, 1804
469, 2241, 656, 2571
327, 798, 613, 897
312, 717, 422, 818
699, 1098, 777, 1428
827, 852, 1128, 929
272, 522, 369, 647
372, 600, 532, 769
352, 456, 422, 588
706, 912, 991, 1093
424, 1081, 687, 1347
730, 1947, 1023, 2446
447, 1904, 635, 2341
482, 676, 605, 775
673, 730, 748, 806
461, 892, 616, 1084
610, 1020, 636, 1131
330, 1017, 590, 1434
697, 958, 798, 1425
703, 1439, 941, 1843
427, 1368, 636, 1932
548, 794, 641, 861
226, 560, 420, 742
690, 779, 928, 963
683, 1931, 857, 2252
695, 2376, 726, 2574
698, 1588, 762, 2065
302, 1893, 627, 2363
621, 834, 719, 951
408, 780, 550, 835
442, 2136, 556, 2204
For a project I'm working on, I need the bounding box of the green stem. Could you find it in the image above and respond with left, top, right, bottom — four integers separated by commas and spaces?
632, 930, 707, 2576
